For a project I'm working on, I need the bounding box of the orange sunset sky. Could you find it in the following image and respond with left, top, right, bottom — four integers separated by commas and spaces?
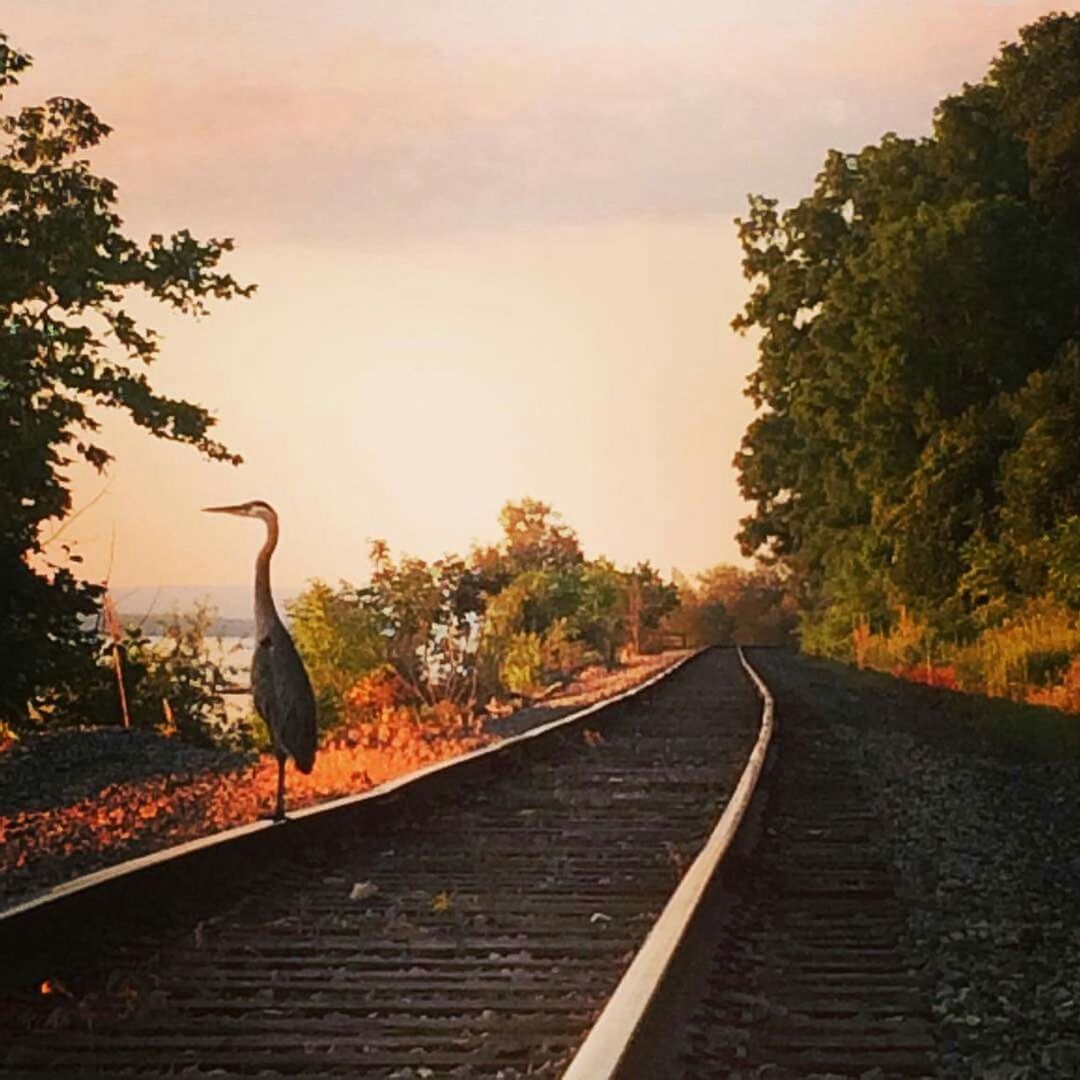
4, 1, 1069, 596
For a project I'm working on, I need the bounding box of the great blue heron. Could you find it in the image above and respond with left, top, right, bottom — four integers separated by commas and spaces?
203, 500, 317, 821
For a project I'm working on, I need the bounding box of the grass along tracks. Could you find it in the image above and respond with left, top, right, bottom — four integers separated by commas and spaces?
0, 652, 685, 913
1, 648, 762, 1078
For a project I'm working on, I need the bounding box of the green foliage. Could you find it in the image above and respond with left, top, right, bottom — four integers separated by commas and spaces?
471, 498, 584, 590
499, 632, 544, 696
475, 576, 528, 694
539, 617, 589, 676
572, 559, 627, 667
733, 14, 1080, 653
268, 503, 682, 723
0, 32, 251, 722
287, 580, 386, 726
1026, 649, 1072, 689
665, 564, 797, 647
624, 561, 679, 654
699, 602, 737, 646
960, 598, 1080, 699
1048, 517, 1080, 610
127, 608, 250, 748
854, 597, 1080, 711
78, 606, 249, 749
470, 499, 679, 691
360, 541, 485, 708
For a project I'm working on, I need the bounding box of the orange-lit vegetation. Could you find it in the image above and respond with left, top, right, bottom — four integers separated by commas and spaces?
663, 564, 797, 647
0, 722, 490, 906
331, 664, 492, 784
0, 653, 683, 907
0, 490, 698, 910
288, 499, 681, 732
0, 720, 17, 753
853, 599, 1080, 713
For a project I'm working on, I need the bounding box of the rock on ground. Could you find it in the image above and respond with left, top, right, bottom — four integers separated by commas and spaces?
752, 648, 1080, 1079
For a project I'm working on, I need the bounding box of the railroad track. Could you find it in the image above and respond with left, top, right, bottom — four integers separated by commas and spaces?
0, 648, 767, 1078
675, 650, 937, 1078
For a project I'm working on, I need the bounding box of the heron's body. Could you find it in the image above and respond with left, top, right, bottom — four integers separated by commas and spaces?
252, 620, 317, 775
205, 500, 316, 819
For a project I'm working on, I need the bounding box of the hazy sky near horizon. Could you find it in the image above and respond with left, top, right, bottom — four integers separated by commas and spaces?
4, 1, 1067, 588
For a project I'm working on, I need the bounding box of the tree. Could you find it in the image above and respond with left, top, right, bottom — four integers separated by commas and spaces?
359, 541, 485, 709
664, 564, 796, 647
0, 33, 253, 722
572, 559, 626, 668
470, 497, 588, 692
623, 561, 679, 654
474, 571, 581, 696
732, 14, 1080, 654
288, 580, 386, 726
471, 497, 583, 590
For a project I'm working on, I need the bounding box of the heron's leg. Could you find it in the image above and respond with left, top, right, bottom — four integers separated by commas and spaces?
273, 754, 286, 821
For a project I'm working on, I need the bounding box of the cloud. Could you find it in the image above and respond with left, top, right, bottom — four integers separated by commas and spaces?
3, 0, 1065, 242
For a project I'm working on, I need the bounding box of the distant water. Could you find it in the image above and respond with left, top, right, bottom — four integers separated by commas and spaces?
145, 634, 255, 723
212, 637, 256, 724
207, 636, 255, 676
113, 589, 303, 727
111, 584, 305, 622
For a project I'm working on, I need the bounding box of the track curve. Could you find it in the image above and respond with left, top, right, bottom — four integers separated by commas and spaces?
1, 647, 764, 1079
674, 648, 937, 1078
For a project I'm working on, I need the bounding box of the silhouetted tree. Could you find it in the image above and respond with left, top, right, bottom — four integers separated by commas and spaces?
0, 33, 253, 722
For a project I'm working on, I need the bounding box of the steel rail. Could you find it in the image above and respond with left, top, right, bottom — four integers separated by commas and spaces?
0, 651, 697, 932
562, 644, 775, 1080
2, 647, 763, 1078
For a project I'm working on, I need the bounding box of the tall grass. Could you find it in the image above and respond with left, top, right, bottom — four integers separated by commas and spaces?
961, 597, 1080, 699
852, 596, 1080, 711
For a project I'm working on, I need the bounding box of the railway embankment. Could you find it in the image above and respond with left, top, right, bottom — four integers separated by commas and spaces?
739, 649, 1080, 1078
1, 649, 758, 1077
0, 653, 684, 913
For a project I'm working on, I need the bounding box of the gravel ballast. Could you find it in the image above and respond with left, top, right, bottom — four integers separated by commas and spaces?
752, 648, 1080, 1079
0, 653, 686, 912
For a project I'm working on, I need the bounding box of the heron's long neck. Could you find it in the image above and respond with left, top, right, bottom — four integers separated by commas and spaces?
254, 513, 279, 635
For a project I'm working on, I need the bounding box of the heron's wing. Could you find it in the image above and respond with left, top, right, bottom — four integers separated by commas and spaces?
267, 623, 318, 773
251, 639, 281, 749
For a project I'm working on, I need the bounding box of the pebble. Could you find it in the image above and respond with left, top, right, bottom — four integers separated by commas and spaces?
756, 651, 1080, 1079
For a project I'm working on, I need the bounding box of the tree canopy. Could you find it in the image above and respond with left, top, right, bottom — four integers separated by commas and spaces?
0, 32, 252, 721
733, 13, 1080, 656
289, 499, 685, 720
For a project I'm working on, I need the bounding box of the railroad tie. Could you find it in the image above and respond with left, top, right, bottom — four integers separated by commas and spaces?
2, 649, 762, 1079
679, 706, 936, 1079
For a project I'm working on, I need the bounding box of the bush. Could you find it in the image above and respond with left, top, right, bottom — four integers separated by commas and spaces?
1027, 649, 1074, 688
541, 618, 590, 679
336, 667, 481, 761
288, 580, 386, 727
958, 597, 1080, 698
79, 605, 249, 749
344, 664, 408, 716
500, 632, 544, 696
119, 609, 249, 751
853, 596, 1080, 712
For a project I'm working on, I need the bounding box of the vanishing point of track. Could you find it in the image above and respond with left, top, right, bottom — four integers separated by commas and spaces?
0, 649, 768, 1078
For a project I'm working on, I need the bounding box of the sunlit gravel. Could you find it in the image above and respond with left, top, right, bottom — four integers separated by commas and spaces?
0, 653, 684, 913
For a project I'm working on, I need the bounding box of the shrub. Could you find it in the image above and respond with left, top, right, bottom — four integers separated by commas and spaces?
77, 606, 249, 749
500, 632, 544, 696
541, 618, 589, 679
288, 580, 385, 727
854, 596, 1080, 713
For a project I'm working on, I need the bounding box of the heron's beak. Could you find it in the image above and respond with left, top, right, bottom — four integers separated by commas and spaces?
202, 503, 248, 516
